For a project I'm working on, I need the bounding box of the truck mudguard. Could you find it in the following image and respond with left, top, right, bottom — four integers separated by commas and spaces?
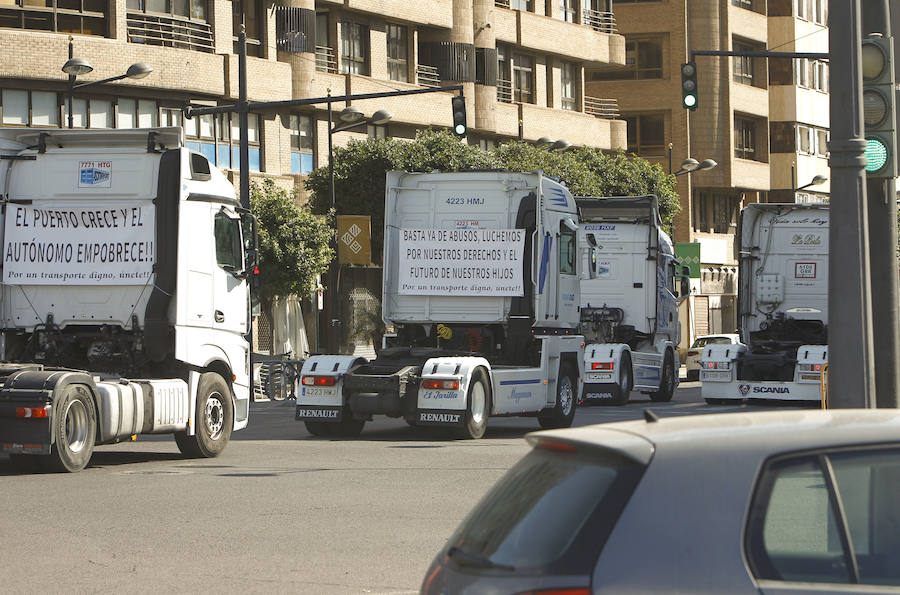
417, 356, 491, 426
0, 369, 98, 454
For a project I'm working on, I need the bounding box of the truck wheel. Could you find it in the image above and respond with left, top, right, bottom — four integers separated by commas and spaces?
459, 368, 490, 439
539, 364, 577, 429
43, 384, 96, 473
332, 415, 365, 437
304, 421, 332, 437
175, 372, 233, 458
650, 351, 676, 402
609, 353, 632, 406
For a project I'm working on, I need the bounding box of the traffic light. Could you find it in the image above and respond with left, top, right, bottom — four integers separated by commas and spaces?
451, 95, 467, 137
861, 33, 897, 178
681, 62, 698, 111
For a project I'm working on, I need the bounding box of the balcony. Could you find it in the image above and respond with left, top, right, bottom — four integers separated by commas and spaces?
584, 96, 619, 119
316, 45, 337, 73
126, 12, 214, 53
582, 8, 616, 34
497, 78, 512, 103
416, 65, 441, 88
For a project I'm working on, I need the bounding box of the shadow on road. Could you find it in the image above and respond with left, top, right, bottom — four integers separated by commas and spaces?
0, 450, 185, 475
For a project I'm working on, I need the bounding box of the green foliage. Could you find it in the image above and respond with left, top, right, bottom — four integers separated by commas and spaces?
251, 178, 333, 302
305, 129, 682, 258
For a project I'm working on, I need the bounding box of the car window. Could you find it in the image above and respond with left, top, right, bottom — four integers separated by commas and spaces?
691, 336, 733, 348
444, 446, 643, 573
747, 447, 900, 587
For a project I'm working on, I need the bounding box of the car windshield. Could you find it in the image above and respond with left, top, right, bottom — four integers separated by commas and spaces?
445, 445, 642, 571
692, 336, 733, 348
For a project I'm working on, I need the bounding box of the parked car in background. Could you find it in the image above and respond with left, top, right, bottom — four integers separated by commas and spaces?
422, 410, 900, 595
684, 333, 740, 380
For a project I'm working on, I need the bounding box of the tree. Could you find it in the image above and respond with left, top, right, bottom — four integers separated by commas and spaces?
250, 179, 332, 304
305, 130, 682, 258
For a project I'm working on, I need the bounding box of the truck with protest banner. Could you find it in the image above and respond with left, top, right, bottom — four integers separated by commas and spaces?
296, 171, 584, 438
575, 196, 690, 405
0, 127, 256, 471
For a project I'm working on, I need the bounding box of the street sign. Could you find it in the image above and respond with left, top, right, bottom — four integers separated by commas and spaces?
337, 215, 371, 265
676, 242, 701, 278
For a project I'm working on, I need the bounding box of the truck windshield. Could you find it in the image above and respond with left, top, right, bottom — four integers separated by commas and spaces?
445, 446, 643, 573
214, 211, 243, 270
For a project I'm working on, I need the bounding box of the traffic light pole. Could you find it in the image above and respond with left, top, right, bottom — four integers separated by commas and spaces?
828, 0, 877, 408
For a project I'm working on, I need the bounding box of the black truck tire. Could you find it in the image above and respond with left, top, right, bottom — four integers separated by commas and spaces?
332, 415, 366, 437
42, 384, 96, 473
609, 352, 632, 406
175, 372, 233, 458
304, 421, 332, 436
650, 351, 676, 402
539, 364, 577, 429
459, 368, 490, 439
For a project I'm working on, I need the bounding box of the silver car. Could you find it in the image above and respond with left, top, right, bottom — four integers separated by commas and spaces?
422, 410, 900, 594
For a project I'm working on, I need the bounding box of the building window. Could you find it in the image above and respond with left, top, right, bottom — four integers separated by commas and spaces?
513, 53, 534, 104
624, 113, 665, 156
232, 0, 263, 56
694, 192, 738, 234
340, 21, 369, 75
497, 46, 512, 103
735, 116, 758, 160
796, 0, 808, 19
693, 193, 708, 232
185, 112, 261, 172
816, 129, 828, 156
797, 125, 813, 155
0, 0, 108, 35
367, 123, 388, 139
561, 62, 577, 111
510, 0, 533, 10
812, 0, 826, 24
386, 24, 408, 82
733, 41, 754, 85
1, 90, 61, 127
290, 114, 314, 175
591, 37, 663, 80
560, 0, 577, 22
794, 58, 810, 88
160, 106, 182, 128
812, 60, 828, 92
732, 0, 752, 8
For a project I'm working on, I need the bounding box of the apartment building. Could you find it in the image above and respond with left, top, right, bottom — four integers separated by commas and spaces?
0, 0, 625, 354
587, 0, 829, 343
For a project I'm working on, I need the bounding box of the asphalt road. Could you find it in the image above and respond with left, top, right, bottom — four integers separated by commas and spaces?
0, 382, 800, 594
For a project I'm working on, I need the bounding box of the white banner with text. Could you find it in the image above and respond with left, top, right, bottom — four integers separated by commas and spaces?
398, 228, 525, 296
3, 204, 156, 285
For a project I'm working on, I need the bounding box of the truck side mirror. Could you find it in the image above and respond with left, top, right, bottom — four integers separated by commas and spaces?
239, 210, 259, 276
679, 266, 691, 300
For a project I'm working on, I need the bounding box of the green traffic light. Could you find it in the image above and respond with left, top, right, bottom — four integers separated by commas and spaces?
865, 137, 889, 172
683, 95, 697, 108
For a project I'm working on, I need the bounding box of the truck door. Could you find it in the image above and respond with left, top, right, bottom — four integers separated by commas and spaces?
212, 207, 249, 336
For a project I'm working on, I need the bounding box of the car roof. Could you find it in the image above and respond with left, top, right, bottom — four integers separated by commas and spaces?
694, 333, 739, 340
529, 409, 900, 464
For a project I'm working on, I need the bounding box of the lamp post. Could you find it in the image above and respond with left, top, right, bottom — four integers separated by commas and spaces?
326, 98, 392, 352
62, 37, 153, 129
673, 157, 717, 176
536, 136, 572, 151
794, 174, 828, 192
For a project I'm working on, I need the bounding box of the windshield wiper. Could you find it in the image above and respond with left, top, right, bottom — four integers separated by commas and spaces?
447, 546, 516, 571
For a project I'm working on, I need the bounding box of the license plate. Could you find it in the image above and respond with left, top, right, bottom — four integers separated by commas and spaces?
302, 387, 337, 397
587, 372, 613, 381
701, 370, 731, 381
801, 374, 821, 382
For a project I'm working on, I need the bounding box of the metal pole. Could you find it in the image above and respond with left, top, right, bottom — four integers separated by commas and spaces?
828, 0, 876, 408
238, 24, 249, 210
327, 94, 339, 353
67, 38, 74, 129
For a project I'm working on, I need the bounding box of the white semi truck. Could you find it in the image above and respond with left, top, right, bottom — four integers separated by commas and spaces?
296, 171, 584, 439
701, 203, 829, 403
0, 127, 255, 472
576, 196, 689, 405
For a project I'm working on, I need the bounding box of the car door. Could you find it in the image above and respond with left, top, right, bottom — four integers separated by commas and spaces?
747, 446, 900, 594
212, 206, 249, 336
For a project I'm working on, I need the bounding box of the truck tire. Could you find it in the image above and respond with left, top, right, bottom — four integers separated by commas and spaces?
459, 368, 490, 439
304, 421, 332, 437
609, 352, 632, 406
332, 415, 366, 437
539, 364, 577, 429
650, 351, 676, 402
175, 372, 233, 458
42, 384, 96, 473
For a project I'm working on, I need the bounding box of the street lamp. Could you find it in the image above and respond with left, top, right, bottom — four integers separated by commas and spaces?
536, 137, 572, 151
62, 37, 153, 128
326, 95, 393, 352
794, 174, 828, 192
674, 157, 717, 176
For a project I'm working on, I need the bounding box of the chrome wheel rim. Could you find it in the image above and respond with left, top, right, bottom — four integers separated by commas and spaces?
64, 398, 89, 454
559, 376, 574, 415
205, 392, 225, 440
470, 382, 486, 425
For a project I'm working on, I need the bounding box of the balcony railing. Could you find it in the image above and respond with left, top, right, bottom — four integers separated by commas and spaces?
126, 12, 214, 53
316, 45, 337, 73
497, 78, 513, 103
582, 8, 616, 34
494, 0, 511, 7
584, 96, 619, 119
417, 65, 441, 88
